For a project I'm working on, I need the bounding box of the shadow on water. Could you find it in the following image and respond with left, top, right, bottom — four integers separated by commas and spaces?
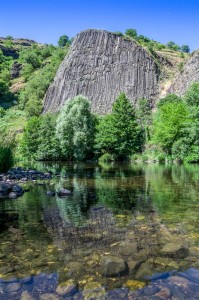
0, 162, 199, 298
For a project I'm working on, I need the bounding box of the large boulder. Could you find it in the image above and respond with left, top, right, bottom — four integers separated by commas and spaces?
0, 182, 12, 198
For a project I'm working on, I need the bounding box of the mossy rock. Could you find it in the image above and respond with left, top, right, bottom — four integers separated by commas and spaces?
123, 279, 146, 290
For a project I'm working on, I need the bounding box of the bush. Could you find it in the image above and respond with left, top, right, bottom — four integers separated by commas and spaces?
99, 153, 115, 163
0, 147, 13, 172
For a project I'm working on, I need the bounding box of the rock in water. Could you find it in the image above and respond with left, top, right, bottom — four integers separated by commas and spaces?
43, 29, 160, 114
57, 188, 71, 197
160, 243, 189, 259
100, 255, 126, 276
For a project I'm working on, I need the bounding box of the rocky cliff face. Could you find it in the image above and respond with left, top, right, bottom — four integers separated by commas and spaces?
0, 37, 38, 58
169, 51, 199, 95
43, 29, 160, 114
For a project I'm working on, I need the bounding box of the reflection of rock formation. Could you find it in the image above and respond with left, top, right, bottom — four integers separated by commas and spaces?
43, 206, 126, 251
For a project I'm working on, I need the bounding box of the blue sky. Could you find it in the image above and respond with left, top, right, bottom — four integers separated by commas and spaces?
0, 0, 198, 50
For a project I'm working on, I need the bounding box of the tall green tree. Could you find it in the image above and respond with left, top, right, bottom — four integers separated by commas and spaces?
95, 93, 143, 160
37, 114, 61, 160
152, 100, 188, 154
21, 117, 41, 158
58, 35, 70, 47
56, 95, 96, 160
181, 45, 190, 53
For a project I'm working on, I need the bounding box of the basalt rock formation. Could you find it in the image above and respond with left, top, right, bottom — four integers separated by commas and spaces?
43, 29, 160, 114
169, 51, 199, 95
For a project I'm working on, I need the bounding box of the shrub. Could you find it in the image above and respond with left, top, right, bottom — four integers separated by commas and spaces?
0, 147, 14, 172
99, 153, 115, 163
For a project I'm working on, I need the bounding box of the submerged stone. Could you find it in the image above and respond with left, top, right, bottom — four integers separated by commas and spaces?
56, 279, 77, 296
135, 262, 154, 279
6, 282, 21, 293
154, 286, 171, 299
100, 255, 126, 276
21, 291, 36, 300
39, 293, 59, 300
83, 281, 105, 300
127, 260, 142, 275
160, 243, 189, 259
118, 241, 138, 256
123, 279, 146, 290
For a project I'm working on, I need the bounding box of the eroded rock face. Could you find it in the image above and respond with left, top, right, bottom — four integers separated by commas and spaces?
43, 29, 160, 114
169, 51, 199, 96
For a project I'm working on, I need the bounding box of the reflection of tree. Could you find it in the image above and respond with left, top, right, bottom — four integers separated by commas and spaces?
55, 177, 96, 226
145, 164, 199, 233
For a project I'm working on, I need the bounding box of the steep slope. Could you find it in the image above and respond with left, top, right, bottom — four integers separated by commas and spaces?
169, 51, 199, 95
43, 29, 160, 114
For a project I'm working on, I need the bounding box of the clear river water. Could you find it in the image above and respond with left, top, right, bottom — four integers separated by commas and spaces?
0, 162, 199, 299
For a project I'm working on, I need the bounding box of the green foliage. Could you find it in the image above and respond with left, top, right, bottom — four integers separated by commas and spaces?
99, 153, 115, 163
184, 82, 199, 106
0, 107, 5, 117
0, 79, 8, 96
113, 31, 123, 36
95, 93, 143, 160
135, 98, 152, 142
166, 41, 180, 51
125, 29, 137, 39
0, 146, 14, 172
152, 100, 188, 154
20, 63, 35, 80
21, 116, 41, 158
157, 94, 182, 108
0, 50, 15, 108
58, 35, 70, 47
36, 114, 61, 160
21, 114, 61, 160
19, 50, 41, 69
6, 35, 13, 40
56, 95, 96, 161
181, 45, 190, 53
19, 46, 67, 116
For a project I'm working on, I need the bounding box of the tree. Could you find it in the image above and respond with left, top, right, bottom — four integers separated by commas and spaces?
125, 29, 137, 39
184, 82, 199, 106
56, 95, 96, 160
21, 117, 41, 158
166, 41, 180, 51
181, 45, 190, 53
114, 31, 123, 37
135, 98, 152, 142
157, 94, 182, 108
152, 100, 188, 154
58, 35, 69, 47
95, 93, 143, 160
37, 114, 61, 160
6, 35, 13, 40
0, 80, 8, 96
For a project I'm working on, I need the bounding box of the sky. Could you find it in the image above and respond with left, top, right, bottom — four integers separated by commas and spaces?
0, 0, 198, 50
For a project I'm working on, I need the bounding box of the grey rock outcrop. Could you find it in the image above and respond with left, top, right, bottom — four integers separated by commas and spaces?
169, 51, 199, 95
43, 29, 160, 114
10, 61, 23, 79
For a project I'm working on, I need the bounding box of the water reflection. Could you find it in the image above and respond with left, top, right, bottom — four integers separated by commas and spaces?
0, 162, 199, 296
